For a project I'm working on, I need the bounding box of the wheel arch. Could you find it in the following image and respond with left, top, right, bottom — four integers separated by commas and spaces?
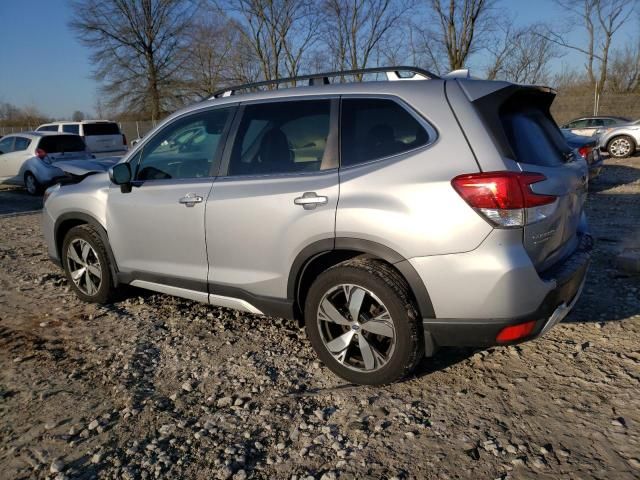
54, 213, 120, 286
289, 238, 435, 322
607, 134, 637, 151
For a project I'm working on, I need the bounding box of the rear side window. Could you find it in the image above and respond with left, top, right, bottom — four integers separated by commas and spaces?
83, 123, 120, 136
38, 125, 59, 132
228, 100, 332, 176
501, 105, 569, 167
38, 135, 86, 153
13, 137, 31, 151
341, 98, 429, 167
63, 124, 80, 134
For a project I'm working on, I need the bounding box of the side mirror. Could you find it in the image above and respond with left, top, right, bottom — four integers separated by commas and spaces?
109, 162, 133, 193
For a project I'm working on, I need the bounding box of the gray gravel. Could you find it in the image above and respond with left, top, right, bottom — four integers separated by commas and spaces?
0, 156, 639, 479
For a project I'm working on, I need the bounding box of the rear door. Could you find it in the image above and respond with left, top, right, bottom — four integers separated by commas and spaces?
106, 106, 235, 287
205, 98, 339, 302
83, 122, 124, 152
500, 94, 589, 270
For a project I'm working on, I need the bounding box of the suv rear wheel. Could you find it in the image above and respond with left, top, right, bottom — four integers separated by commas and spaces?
305, 259, 423, 385
62, 225, 114, 303
607, 135, 635, 158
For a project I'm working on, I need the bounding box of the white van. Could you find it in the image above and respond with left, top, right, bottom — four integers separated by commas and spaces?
36, 120, 126, 153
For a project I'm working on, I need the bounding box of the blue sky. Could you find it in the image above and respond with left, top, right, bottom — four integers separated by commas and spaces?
0, 0, 637, 119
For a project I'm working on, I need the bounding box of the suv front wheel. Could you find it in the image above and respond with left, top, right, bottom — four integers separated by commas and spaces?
62, 225, 115, 303
305, 259, 424, 385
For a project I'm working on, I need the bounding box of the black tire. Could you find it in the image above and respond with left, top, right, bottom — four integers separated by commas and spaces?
304, 258, 424, 385
24, 172, 42, 196
607, 135, 636, 159
61, 224, 115, 304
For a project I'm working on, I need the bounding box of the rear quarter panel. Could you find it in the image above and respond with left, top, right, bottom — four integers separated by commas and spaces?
336, 85, 492, 258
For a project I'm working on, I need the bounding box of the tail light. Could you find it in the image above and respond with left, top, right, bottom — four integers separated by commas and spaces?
452, 172, 558, 228
36, 148, 47, 160
496, 320, 537, 343
122, 134, 127, 146
577, 146, 590, 159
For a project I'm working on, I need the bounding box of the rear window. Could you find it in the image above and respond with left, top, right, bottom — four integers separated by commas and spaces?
38, 125, 59, 132
38, 135, 86, 153
501, 104, 569, 167
83, 123, 120, 136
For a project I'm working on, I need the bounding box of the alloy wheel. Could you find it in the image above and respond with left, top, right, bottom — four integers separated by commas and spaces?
610, 138, 631, 157
317, 284, 396, 372
66, 238, 102, 296
25, 174, 37, 195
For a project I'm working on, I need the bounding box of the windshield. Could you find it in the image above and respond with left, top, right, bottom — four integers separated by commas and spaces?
38, 135, 86, 153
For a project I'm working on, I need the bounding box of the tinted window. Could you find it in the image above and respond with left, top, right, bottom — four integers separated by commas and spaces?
228, 100, 331, 176
63, 124, 80, 134
0, 137, 14, 153
38, 125, 59, 132
501, 107, 568, 166
341, 98, 429, 167
38, 135, 86, 153
13, 137, 31, 151
83, 123, 120, 136
135, 108, 230, 181
588, 119, 604, 127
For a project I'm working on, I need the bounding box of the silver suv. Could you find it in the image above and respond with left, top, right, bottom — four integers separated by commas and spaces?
42, 67, 592, 385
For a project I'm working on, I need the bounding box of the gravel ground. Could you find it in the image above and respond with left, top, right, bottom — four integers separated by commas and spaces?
0, 156, 639, 480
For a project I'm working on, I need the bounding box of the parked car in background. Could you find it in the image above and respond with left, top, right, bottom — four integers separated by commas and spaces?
561, 116, 630, 137
36, 120, 127, 153
42, 67, 592, 385
0, 131, 101, 195
563, 131, 603, 179
596, 118, 640, 159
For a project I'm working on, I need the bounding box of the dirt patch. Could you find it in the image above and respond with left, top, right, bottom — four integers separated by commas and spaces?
0, 157, 639, 479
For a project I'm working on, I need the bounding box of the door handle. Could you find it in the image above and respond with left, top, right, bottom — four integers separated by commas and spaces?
294, 192, 328, 210
179, 193, 204, 207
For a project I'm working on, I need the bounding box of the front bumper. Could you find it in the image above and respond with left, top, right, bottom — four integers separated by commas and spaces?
422, 234, 592, 347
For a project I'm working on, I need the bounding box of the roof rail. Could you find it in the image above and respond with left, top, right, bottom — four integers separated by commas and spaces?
210, 66, 440, 99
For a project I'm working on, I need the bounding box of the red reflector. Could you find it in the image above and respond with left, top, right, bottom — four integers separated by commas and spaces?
496, 320, 537, 343
577, 146, 590, 159
452, 172, 556, 209
36, 148, 47, 159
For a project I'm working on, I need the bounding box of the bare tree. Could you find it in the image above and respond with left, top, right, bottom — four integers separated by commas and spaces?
321, 0, 411, 77
539, 0, 636, 97
70, 0, 196, 120
485, 24, 562, 84
72, 110, 85, 122
608, 39, 640, 93
414, 0, 496, 73
220, 0, 319, 84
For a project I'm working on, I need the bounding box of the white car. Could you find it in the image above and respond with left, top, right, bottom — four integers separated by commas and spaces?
36, 120, 127, 153
0, 132, 96, 195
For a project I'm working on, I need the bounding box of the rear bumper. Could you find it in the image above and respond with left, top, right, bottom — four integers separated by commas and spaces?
422, 233, 592, 347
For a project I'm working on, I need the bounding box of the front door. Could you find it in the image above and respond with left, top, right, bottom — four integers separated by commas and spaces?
106, 106, 235, 290
206, 98, 339, 304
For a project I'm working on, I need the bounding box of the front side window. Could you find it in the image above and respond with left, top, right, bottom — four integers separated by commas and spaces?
341, 98, 429, 167
13, 137, 31, 151
63, 124, 80, 135
588, 119, 604, 127
135, 108, 231, 181
0, 137, 15, 153
38, 125, 59, 132
228, 100, 331, 176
